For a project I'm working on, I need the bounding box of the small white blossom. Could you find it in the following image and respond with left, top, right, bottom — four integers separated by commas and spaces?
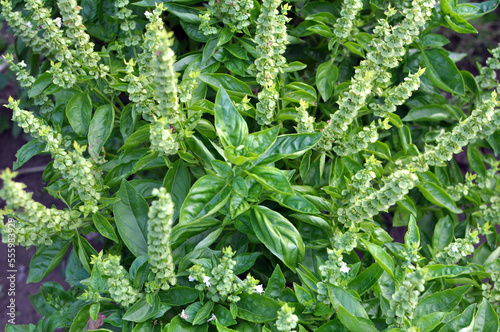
207, 314, 216, 322
54, 17, 62, 28
180, 309, 188, 320
188, 275, 195, 282
145, 10, 151, 16
19, 60, 27, 68
203, 275, 211, 287
340, 262, 351, 273
255, 284, 264, 294
451, 244, 459, 253
26, 21, 32, 28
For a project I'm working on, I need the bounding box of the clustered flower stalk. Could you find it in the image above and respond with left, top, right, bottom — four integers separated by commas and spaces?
115, 0, 141, 49
58, 0, 105, 78
316, 231, 356, 305
275, 303, 299, 332
482, 271, 500, 315
6, 98, 102, 214
373, 68, 425, 117
0, 0, 50, 55
147, 188, 176, 291
188, 247, 261, 303
0, 169, 77, 247
433, 230, 479, 265
333, 0, 363, 40
4, 54, 35, 88
199, 0, 254, 35
322, 0, 435, 147
386, 268, 426, 328
478, 42, 500, 90
254, 0, 291, 125
337, 169, 419, 228
149, 29, 183, 156
295, 99, 315, 133
338, 90, 500, 227
91, 253, 142, 307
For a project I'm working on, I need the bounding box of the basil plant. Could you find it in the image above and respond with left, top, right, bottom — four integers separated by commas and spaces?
1, 0, 500, 330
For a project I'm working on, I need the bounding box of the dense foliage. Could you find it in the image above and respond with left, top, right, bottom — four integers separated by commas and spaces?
1, 0, 500, 330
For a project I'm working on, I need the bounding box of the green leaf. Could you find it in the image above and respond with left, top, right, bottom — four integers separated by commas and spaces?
236, 293, 281, 323
193, 301, 214, 325
13, 139, 46, 170
420, 49, 465, 96
437, 303, 475, 332
215, 87, 248, 148
70, 304, 92, 332
170, 217, 220, 249
415, 312, 446, 332
349, 263, 384, 295
256, 133, 322, 165
405, 215, 420, 248
265, 265, 285, 298
179, 175, 231, 224
328, 285, 369, 319
473, 298, 499, 332
417, 182, 462, 214
316, 62, 338, 102
224, 43, 248, 60
123, 295, 159, 322
270, 192, 320, 214
238, 206, 305, 270
66, 91, 92, 136
316, 319, 348, 332
467, 146, 486, 177
425, 265, 481, 280
92, 213, 119, 243
403, 104, 456, 122
167, 316, 208, 332
283, 61, 307, 73
337, 305, 377, 332
199, 73, 253, 96
432, 215, 454, 252
243, 126, 280, 157
444, 13, 478, 34
307, 24, 334, 37
164, 3, 202, 24
159, 286, 199, 306
113, 180, 149, 257
27, 237, 71, 283
88, 104, 114, 161
29, 72, 52, 98
119, 124, 150, 151
361, 240, 395, 279
217, 28, 234, 47
414, 285, 471, 319
233, 252, 259, 275
163, 159, 191, 220
214, 304, 237, 327
246, 166, 294, 195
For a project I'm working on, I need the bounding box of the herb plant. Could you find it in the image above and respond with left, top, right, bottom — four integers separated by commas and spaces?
1, 0, 500, 331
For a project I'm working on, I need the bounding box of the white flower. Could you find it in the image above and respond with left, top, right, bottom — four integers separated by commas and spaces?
54, 17, 62, 28
255, 284, 264, 294
203, 275, 211, 287
451, 244, 459, 253
145, 10, 151, 16
18, 60, 27, 68
26, 21, 32, 28
340, 262, 351, 273
207, 314, 216, 322
188, 275, 195, 282
180, 309, 188, 320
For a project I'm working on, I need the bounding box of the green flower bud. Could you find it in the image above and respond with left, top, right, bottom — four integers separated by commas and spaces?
147, 188, 176, 291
